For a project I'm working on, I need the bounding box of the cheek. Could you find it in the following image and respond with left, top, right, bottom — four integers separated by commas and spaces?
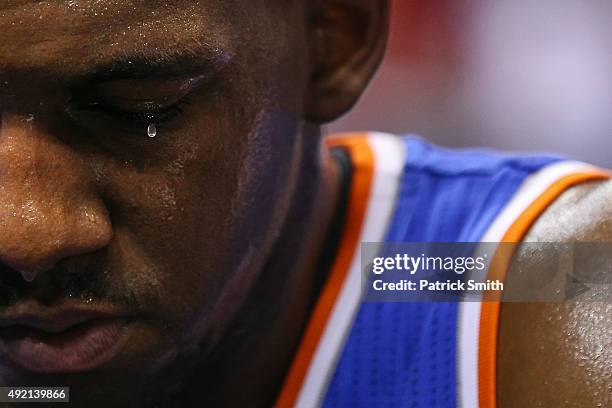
170, 108, 303, 308
95, 99, 302, 326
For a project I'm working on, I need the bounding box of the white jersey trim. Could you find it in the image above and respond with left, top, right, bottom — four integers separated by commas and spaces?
456, 160, 604, 408
295, 133, 406, 408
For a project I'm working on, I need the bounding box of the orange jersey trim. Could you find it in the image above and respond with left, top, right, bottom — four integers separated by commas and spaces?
478, 170, 611, 408
274, 134, 375, 408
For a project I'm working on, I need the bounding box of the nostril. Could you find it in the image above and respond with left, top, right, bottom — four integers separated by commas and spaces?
0, 260, 28, 301
0, 252, 60, 285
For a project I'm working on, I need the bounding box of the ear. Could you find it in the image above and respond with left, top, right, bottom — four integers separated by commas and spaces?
304, 0, 390, 123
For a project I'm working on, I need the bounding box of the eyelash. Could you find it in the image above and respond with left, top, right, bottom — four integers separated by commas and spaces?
81, 97, 193, 127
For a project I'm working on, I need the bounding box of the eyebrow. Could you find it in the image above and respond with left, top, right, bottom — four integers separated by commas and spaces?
79, 44, 234, 82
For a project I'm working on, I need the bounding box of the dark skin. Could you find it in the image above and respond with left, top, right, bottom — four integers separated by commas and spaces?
0, 1, 609, 407
499, 182, 612, 408
0, 1, 388, 407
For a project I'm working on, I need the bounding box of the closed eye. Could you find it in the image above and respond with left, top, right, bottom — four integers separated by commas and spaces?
67, 75, 203, 128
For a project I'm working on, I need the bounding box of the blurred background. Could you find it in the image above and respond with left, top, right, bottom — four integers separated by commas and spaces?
328, 0, 612, 167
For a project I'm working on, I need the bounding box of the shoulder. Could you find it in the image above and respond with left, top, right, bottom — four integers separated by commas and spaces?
525, 179, 612, 241
498, 179, 612, 408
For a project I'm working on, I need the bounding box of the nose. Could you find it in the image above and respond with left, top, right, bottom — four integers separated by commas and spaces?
0, 113, 112, 281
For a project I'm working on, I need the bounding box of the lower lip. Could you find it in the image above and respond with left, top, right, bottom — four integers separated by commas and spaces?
0, 319, 130, 373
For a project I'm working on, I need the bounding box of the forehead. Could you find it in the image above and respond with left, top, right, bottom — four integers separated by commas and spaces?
0, 0, 239, 78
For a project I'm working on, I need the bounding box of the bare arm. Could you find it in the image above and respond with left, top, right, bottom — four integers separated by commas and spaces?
498, 180, 612, 408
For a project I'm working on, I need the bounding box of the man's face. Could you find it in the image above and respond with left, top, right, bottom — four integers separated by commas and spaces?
0, 0, 309, 404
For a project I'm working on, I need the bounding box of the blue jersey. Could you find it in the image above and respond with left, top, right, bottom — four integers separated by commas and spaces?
275, 133, 609, 408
